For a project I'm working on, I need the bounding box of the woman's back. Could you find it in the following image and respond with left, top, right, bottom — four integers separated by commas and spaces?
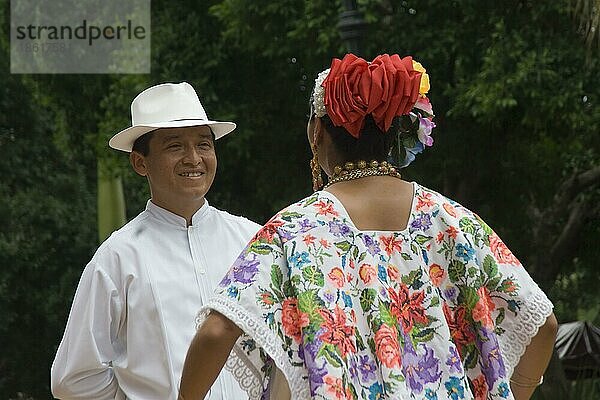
326, 177, 415, 232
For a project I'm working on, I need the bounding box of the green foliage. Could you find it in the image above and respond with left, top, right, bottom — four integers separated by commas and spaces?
0, 53, 96, 398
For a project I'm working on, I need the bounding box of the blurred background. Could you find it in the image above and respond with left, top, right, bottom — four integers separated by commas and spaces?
1, 0, 599, 398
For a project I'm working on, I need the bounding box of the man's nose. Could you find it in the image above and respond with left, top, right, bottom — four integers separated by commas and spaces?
182, 146, 203, 164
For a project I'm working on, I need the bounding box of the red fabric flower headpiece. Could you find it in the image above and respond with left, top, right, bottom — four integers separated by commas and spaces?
320, 53, 422, 138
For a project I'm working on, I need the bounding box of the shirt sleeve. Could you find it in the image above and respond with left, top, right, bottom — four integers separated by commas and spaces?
51, 259, 126, 400
197, 218, 299, 399
442, 205, 554, 378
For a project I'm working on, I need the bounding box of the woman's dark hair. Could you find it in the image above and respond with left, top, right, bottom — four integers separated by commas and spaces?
321, 114, 396, 162
310, 98, 413, 164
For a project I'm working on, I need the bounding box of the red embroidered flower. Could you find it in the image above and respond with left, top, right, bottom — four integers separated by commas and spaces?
322, 53, 422, 137
303, 234, 316, 246
319, 238, 331, 249
387, 264, 400, 281
319, 306, 356, 357
443, 203, 458, 218
380, 235, 403, 256
489, 233, 520, 266
429, 263, 445, 287
443, 303, 476, 354
328, 267, 346, 288
281, 298, 309, 343
472, 374, 488, 400
472, 287, 495, 329
255, 217, 285, 242
436, 231, 445, 244
374, 323, 401, 368
416, 192, 435, 212
359, 263, 376, 285
259, 291, 275, 306
445, 226, 459, 239
501, 278, 517, 293
314, 200, 339, 217
387, 284, 428, 333
324, 375, 346, 399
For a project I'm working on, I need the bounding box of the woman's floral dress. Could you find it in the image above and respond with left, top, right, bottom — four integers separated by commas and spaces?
198, 183, 553, 400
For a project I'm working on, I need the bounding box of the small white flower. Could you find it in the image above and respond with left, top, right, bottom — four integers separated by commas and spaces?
311, 68, 330, 118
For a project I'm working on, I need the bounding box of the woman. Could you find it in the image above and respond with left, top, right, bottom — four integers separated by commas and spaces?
179, 54, 557, 400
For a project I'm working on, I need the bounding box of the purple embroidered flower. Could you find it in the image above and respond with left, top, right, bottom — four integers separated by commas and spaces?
348, 356, 359, 379
302, 336, 322, 360
308, 362, 327, 396
478, 328, 506, 385
328, 220, 351, 237
220, 254, 259, 286
300, 337, 327, 396
444, 287, 458, 301
402, 343, 442, 393
411, 213, 432, 230
299, 218, 317, 232
445, 346, 463, 373
231, 255, 260, 284
323, 289, 335, 304
359, 355, 377, 381
362, 235, 381, 256
278, 229, 294, 242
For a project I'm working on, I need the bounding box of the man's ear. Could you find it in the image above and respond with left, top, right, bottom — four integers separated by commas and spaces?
130, 151, 148, 177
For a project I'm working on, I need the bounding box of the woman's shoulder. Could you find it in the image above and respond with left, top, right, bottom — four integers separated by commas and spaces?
413, 182, 481, 223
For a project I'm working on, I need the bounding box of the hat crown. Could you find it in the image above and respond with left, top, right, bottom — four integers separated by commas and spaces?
131, 82, 208, 125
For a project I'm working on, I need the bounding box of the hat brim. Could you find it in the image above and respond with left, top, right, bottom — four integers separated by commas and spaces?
108, 119, 236, 152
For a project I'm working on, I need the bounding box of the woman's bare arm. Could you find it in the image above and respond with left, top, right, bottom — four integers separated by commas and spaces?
178, 312, 242, 400
510, 313, 558, 400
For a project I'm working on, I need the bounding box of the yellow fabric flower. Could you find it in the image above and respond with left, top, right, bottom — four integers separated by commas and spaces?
412, 60, 430, 95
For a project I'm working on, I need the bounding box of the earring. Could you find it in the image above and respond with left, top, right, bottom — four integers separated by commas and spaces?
310, 143, 323, 191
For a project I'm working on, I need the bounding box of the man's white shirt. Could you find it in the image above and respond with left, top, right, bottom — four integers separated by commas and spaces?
51, 200, 260, 399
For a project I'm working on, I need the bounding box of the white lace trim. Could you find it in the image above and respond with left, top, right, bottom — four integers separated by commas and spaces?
498, 289, 554, 378
196, 296, 311, 400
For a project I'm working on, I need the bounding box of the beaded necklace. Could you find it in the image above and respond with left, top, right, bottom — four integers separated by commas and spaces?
324, 160, 401, 189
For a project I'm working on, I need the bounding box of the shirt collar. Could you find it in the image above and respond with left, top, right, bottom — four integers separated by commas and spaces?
145, 199, 210, 228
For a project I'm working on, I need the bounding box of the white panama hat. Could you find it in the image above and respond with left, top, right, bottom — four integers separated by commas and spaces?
109, 82, 236, 152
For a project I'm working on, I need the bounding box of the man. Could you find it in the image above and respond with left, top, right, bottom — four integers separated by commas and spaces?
51, 82, 260, 399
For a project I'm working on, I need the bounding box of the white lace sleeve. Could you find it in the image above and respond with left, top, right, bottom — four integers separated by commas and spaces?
196, 296, 311, 400
497, 289, 554, 378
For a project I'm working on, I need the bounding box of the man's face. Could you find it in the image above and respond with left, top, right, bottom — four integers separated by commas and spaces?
132, 126, 217, 213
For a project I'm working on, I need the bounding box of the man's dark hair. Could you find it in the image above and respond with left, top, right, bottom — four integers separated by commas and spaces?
131, 128, 216, 156
131, 130, 156, 156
